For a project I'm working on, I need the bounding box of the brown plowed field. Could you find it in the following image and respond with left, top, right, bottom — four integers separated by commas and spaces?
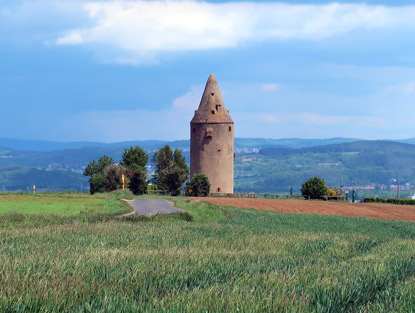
188, 197, 415, 222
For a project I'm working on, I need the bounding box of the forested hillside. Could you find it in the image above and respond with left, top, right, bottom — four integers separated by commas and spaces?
235, 141, 415, 193
1, 138, 415, 192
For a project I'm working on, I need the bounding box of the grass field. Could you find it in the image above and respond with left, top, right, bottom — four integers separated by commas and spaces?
2, 195, 415, 312
0, 192, 132, 228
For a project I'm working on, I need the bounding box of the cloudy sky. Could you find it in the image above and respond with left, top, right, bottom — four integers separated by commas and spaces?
1, 0, 415, 142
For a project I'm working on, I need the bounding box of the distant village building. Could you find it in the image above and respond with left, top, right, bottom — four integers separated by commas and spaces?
190, 74, 234, 194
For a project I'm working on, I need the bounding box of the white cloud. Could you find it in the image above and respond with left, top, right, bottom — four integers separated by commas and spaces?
54, 1, 415, 64
56, 32, 84, 45
261, 83, 281, 92
173, 86, 203, 110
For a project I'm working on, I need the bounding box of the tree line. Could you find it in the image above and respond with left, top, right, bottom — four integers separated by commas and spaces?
83, 144, 210, 196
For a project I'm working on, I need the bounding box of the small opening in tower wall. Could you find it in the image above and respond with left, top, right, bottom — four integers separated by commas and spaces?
211, 93, 214, 96
211, 110, 215, 114
216, 104, 221, 112
217, 187, 221, 192
206, 128, 213, 138
193, 128, 195, 133
229, 126, 231, 131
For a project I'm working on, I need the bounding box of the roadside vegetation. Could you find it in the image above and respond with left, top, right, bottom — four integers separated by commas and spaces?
2, 194, 415, 311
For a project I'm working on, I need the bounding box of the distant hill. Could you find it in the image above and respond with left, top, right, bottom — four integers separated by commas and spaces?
1, 138, 415, 192
0, 139, 172, 152
261, 140, 415, 155
235, 137, 359, 149
0, 165, 88, 192
235, 140, 415, 193
0, 137, 361, 152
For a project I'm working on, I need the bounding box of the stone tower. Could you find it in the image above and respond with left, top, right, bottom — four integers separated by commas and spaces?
190, 74, 234, 194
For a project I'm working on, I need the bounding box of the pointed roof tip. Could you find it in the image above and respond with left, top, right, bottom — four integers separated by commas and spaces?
191, 72, 233, 124
208, 73, 216, 81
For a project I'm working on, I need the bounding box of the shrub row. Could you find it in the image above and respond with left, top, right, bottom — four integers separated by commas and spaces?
364, 197, 415, 205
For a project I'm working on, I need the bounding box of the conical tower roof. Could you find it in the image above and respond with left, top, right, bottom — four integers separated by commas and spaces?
191, 74, 233, 124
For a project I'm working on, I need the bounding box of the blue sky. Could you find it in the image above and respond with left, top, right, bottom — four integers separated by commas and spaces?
1, 0, 415, 142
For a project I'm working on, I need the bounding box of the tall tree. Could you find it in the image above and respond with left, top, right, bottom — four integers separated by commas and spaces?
104, 164, 125, 192
120, 146, 148, 169
129, 170, 148, 195
120, 146, 149, 195
83, 155, 114, 177
83, 155, 115, 194
152, 145, 189, 195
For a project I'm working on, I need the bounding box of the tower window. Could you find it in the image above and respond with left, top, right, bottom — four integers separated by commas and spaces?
211, 93, 214, 96
217, 149, 221, 152
217, 187, 221, 192
193, 128, 196, 133
229, 126, 231, 131
211, 110, 215, 114
216, 104, 221, 112
206, 128, 213, 138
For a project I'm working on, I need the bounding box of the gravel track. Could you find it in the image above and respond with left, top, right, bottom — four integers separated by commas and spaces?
124, 199, 185, 216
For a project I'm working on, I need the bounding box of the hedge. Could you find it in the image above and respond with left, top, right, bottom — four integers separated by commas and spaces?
364, 197, 415, 205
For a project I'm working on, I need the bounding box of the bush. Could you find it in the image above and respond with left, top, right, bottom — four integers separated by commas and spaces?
364, 197, 415, 205
327, 188, 337, 197
185, 174, 211, 197
109, 189, 135, 200
364, 197, 376, 203
147, 184, 157, 194
301, 177, 329, 200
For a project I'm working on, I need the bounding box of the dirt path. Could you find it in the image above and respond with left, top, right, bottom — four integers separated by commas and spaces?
123, 199, 185, 216
188, 197, 415, 222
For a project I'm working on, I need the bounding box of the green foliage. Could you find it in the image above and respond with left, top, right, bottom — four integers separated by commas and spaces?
108, 189, 135, 200
301, 177, 329, 199
364, 197, 415, 205
185, 174, 211, 196
104, 164, 125, 192
83, 149, 149, 195
120, 146, 148, 169
84, 155, 117, 194
128, 169, 147, 195
145, 184, 158, 195
119, 146, 149, 195
88, 172, 107, 194
83, 155, 115, 177
235, 140, 415, 193
151, 145, 189, 195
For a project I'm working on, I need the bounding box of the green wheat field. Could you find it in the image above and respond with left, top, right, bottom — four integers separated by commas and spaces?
1, 193, 415, 312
